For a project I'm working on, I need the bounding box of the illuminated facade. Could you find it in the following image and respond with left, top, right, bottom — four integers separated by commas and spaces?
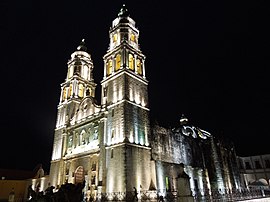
48, 4, 242, 201
49, 5, 154, 200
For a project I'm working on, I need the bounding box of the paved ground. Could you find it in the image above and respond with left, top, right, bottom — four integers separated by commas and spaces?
237, 197, 270, 202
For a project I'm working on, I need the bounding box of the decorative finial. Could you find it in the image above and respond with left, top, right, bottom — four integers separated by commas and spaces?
77, 39, 87, 51
180, 114, 188, 125
118, 4, 129, 17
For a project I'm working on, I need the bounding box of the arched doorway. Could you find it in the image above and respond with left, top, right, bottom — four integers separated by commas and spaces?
74, 166, 85, 185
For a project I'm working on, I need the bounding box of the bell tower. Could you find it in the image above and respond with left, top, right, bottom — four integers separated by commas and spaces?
101, 4, 149, 146
101, 5, 155, 194
56, 39, 97, 129
50, 40, 99, 187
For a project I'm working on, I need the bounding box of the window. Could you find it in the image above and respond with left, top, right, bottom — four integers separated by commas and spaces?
239, 161, 244, 169
165, 177, 171, 191
130, 33, 136, 42
115, 54, 121, 71
83, 65, 88, 80
68, 84, 73, 98
92, 162, 96, 171
129, 54, 134, 70
86, 88, 91, 96
78, 84, 84, 98
245, 162, 251, 170
106, 59, 113, 75
103, 87, 107, 97
112, 108, 114, 117
136, 59, 142, 75
265, 159, 270, 168
74, 166, 84, 184
111, 149, 114, 158
255, 160, 262, 169
111, 129, 115, 139
68, 66, 74, 79
65, 168, 69, 175
63, 87, 67, 100
113, 33, 118, 42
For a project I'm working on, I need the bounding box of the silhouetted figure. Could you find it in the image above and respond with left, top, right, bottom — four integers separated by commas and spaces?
133, 187, 138, 201
27, 185, 37, 201
26, 181, 86, 202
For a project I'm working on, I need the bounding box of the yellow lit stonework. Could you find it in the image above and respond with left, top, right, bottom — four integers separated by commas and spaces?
113, 33, 118, 42
130, 33, 136, 42
106, 60, 113, 75
129, 54, 134, 70
63, 87, 67, 100
50, 5, 153, 200
115, 54, 121, 71
136, 59, 142, 75
68, 84, 73, 98
78, 84, 84, 98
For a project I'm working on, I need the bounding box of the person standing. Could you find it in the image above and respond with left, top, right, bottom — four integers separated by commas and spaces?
133, 187, 138, 201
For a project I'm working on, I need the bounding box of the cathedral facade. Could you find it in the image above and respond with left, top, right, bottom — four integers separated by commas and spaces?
48, 5, 242, 201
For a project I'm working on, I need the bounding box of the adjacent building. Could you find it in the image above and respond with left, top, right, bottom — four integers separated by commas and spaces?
237, 154, 270, 188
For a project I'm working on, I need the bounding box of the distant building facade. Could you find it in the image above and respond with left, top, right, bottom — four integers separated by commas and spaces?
0, 164, 48, 202
237, 154, 270, 188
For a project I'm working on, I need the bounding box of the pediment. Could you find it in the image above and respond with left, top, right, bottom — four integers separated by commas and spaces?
72, 97, 102, 124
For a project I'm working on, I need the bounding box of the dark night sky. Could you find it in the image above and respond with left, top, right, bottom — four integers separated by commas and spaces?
0, 0, 269, 172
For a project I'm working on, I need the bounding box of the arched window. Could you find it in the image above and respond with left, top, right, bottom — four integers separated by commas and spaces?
130, 33, 136, 42
78, 84, 84, 98
62, 87, 67, 101
106, 59, 113, 75
113, 33, 118, 43
68, 66, 74, 79
91, 162, 96, 171
74, 166, 84, 185
115, 54, 121, 71
83, 65, 88, 80
86, 88, 92, 96
68, 84, 73, 98
129, 54, 134, 70
136, 59, 142, 75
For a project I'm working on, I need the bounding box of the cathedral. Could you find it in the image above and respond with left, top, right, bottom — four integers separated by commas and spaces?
47, 4, 242, 201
